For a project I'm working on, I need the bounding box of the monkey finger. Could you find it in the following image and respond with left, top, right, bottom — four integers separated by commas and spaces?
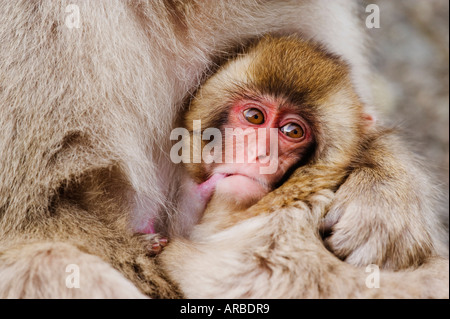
141, 234, 169, 245
141, 234, 170, 255
157, 237, 169, 248
148, 242, 163, 255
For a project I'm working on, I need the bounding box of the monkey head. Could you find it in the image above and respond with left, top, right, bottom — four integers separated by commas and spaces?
180, 36, 370, 212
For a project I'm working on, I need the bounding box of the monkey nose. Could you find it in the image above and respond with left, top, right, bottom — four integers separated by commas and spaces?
256, 141, 277, 164
256, 154, 269, 162
255, 141, 270, 159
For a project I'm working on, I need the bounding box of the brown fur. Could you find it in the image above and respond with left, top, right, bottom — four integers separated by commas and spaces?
237, 37, 444, 269
162, 188, 449, 298
0, 1, 445, 298
160, 36, 449, 298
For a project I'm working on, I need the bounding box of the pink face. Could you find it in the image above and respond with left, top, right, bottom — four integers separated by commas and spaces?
199, 97, 313, 207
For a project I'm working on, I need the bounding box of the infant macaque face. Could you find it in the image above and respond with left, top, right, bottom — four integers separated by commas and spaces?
181, 36, 359, 214
195, 96, 313, 211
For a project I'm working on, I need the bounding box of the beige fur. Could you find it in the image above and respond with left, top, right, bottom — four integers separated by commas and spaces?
181, 36, 447, 270
0, 243, 146, 299
159, 36, 449, 298
0, 0, 445, 298
162, 190, 449, 298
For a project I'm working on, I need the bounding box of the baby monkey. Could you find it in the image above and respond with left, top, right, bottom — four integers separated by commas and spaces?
159, 36, 448, 298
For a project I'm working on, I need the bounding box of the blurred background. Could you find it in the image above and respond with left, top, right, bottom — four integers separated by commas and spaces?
367, 0, 449, 232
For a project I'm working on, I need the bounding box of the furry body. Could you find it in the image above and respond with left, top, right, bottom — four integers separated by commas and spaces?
160, 36, 449, 298
0, 1, 446, 298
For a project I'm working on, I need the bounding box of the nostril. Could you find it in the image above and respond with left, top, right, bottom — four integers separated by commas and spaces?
257, 154, 267, 161
257, 153, 274, 165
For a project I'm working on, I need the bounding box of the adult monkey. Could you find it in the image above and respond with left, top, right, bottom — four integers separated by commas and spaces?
0, 0, 444, 298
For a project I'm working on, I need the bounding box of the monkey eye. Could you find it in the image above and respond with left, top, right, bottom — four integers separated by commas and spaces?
243, 108, 265, 125
280, 123, 304, 139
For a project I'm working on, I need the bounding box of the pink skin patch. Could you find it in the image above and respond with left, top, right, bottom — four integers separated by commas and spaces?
197, 173, 227, 201
140, 98, 313, 235
141, 218, 156, 234
139, 174, 226, 234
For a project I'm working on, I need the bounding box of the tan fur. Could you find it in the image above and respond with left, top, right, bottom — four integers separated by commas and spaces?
160, 36, 449, 298
162, 189, 449, 298
0, 0, 379, 298
0, 243, 146, 299
183, 36, 446, 270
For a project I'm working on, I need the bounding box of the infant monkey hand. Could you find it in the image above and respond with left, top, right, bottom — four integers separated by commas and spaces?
142, 234, 169, 256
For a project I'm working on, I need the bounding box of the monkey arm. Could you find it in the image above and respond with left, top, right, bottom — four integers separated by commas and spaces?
161, 190, 449, 299
322, 132, 446, 270
160, 156, 448, 298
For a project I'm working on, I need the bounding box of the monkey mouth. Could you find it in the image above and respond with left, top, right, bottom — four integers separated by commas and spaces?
211, 172, 270, 204
220, 172, 251, 180
224, 173, 252, 180
218, 172, 269, 190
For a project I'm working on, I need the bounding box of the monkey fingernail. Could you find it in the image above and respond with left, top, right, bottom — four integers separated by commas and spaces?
158, 238, 169, 247
147, 243, 163, 256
